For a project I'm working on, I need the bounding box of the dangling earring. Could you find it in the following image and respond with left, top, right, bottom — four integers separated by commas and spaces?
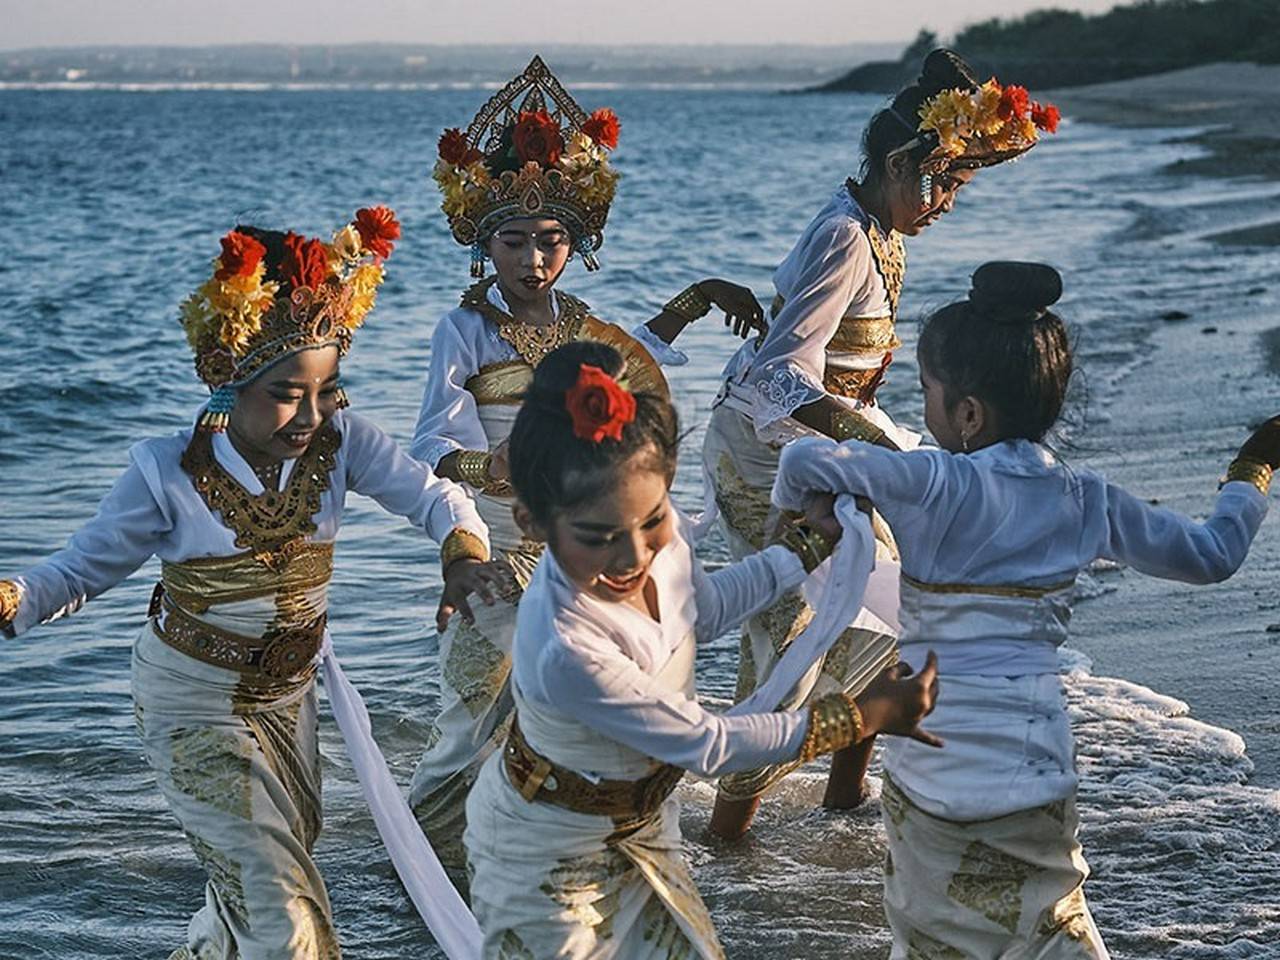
470, 242, 486, 279
577, 235, 600, 272
919, 173, 934, 209
960, 430, 970, 453
334, 377, 350, 410
198, 383, 236, 433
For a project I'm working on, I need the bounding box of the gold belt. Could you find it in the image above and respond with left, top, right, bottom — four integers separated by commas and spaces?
503, 717, 683, 820
150, 585, 325, 681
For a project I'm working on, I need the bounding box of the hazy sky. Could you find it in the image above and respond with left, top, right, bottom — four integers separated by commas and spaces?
4, 0, 1125, 47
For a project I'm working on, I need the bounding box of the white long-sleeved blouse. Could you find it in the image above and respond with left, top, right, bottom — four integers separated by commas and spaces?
511, 513, 812, 780
410, 282, 686, 469
720, 186, 894, 432
773, 436, 1267, 819
7, 409, 486, 637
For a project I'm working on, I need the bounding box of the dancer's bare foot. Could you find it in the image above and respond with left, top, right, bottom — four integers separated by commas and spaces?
821, 736, 876, 810
708, 795, 761, 841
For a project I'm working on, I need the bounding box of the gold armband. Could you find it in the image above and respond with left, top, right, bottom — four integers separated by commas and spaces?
662, 283, 713, 324
778, 523, 833, 574
830, 409, 886, 446
441, 528, 489, 571
456, 449, 512, 496
1222, 458, 1273, 497
798, 692, 864, 764
0, 579, 20, 631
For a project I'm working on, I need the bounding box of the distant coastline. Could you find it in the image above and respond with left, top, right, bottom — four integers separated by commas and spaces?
0, 42, 900, 90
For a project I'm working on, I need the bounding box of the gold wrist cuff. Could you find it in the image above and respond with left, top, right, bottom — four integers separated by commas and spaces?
663, 283, 713, 324
0, 579, 20, 631
441, 528, 489, 571
1223, 457, 1273, 497
456, 450, 511, 496
830, 409, 886, 445
798, 692, 864, 764
778, 523, 833, 574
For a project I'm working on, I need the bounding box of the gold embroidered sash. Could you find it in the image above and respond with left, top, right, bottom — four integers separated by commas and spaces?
161, 543, 334, 614
901, 573, 1076, 600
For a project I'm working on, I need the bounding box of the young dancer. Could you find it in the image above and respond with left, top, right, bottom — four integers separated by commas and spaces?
772, 261, 1275, 958
0, 211, 489, 959
706, 49, 1061, 838
461, 340, 940, 958
408, 56, 765, 887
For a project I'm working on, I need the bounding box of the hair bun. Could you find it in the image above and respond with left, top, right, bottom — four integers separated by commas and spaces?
918, 48, 978, 96
969, 261, 1063, 325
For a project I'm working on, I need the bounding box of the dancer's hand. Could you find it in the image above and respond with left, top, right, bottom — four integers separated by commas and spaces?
1237, 415, 1280, 469
856, 652, 942, 748
437, 559, 507, 632
804, 493, 843, 543
489, 439, 511, 482
699, 279, 767, 338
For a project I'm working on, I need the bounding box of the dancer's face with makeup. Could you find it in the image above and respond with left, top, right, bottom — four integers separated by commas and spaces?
227, 346, 341, 468
526, 447, 676, 612
883, 155, 978, 236
487, 217, 573, 310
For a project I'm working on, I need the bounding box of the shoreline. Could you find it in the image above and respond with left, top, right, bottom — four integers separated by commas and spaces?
1052, 63, 1280, 246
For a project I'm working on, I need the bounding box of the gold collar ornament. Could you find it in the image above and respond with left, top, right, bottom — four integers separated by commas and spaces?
179, 207, 400, 431
432, 56, 621, 277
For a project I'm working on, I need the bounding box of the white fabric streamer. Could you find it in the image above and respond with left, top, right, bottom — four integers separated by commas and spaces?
319, 635, 483, 960
729, 495, 895, 715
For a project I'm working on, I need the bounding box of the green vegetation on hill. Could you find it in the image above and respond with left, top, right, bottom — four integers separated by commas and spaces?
815, 0, 1279, 92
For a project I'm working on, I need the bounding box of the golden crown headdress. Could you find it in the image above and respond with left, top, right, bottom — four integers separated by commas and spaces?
179, 206, 400, 431
895, 77, 1060, 175
433, 56, 621, 276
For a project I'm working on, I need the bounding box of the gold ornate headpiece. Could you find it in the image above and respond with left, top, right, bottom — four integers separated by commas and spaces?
896, 78, 1060, 175
433, 56, 621, 276
180, 206, 400, 431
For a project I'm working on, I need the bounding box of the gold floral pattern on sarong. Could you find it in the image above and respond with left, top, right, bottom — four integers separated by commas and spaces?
881, 778, 909, 828
292, 893, 342, 960
444, 620, 511, 718
1043, 797, 1070, 824
243, 701, 320, 848
496, 929, 536, 960
713, 453, 771, 551
181, 424, 341, 569
947, 840, 1036, 934
187, 832, 247, 923
640, 893, 696, 959
168, 725, 254, 820
1037, 886, 1096, 945
906, 928, 966, 960
761, 591, 814, 658
627, 851, 724, 960
539, 849, 633, 940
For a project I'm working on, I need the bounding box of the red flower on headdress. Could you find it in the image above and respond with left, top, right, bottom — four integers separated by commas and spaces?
439, 127, 482, 166
581, 108, 621, 150
214, 230, 266, 281
281, 232, 331, 290
1031, 101, 1061, 134
565, 363, 636, 443
513, 110, 564, 167
354, 206, 401, 259
997, 84, 1031, 122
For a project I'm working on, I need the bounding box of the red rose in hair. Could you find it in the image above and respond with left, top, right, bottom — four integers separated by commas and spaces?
565, 363, 637, 443
281, 232, 330, 290
581, 108, 620, 149
997, 84, 1031, 122
1031, 102, 1060, 134
512, 110, 564, 167
354, 206, 401, 259
214, 230, 266, 280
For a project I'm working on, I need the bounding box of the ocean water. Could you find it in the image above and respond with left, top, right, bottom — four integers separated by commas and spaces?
1, 86, 1279, 958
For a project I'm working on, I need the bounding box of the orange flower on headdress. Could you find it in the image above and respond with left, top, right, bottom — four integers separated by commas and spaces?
513, 110, 564, 167
582, 109, 620, 150
439, 128, 482, 167
281, 233, 330, 290
214, 231, 266, 281
997, 84, 1030, 121
354, 206, 401, 260
565, 363, 636, 443
1031, 102, 1060, 134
